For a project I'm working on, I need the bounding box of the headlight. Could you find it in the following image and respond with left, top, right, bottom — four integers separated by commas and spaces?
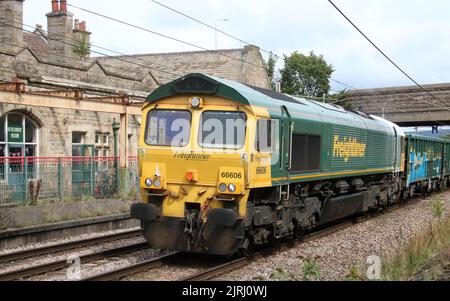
219, 183, 227, 193
228, 183, 237, 193
191, 97, 200, 107
145, 178, 152, 187
153, 178, 161, 188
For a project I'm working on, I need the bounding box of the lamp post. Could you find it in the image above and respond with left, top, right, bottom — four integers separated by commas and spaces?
215, 18, 230, 50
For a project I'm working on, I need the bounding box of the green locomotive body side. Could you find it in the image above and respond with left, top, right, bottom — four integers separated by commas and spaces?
149, 73, 403, 187
266, 97, 400, 186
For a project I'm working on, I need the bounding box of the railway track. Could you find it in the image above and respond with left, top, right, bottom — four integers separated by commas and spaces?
0, 229, 142, 264
179, 221, 353, 281
0, 237, 148, 281
83, 221, 353, 281
181, 199, 423, 281
82, 252, 182, 281
82, 198, 423, 281
1, 196, 424, 281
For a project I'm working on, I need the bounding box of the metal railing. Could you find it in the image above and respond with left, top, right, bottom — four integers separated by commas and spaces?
0, 156, 138, 207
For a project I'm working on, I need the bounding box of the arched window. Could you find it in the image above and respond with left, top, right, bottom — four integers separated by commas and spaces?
0, 113, 39, 158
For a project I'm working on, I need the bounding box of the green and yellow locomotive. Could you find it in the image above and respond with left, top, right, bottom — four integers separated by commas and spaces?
131, 73, 449, 256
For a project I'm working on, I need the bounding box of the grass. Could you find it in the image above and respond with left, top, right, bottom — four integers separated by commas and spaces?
382, 216, 450, 280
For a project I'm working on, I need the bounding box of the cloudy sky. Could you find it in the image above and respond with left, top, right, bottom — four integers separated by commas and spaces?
23, 0, 450, 91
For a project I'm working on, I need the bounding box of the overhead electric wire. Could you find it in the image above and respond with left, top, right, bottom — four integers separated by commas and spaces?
6, 19, 189, 83
1, 22, 349, 104
67, 3, 267, 71
330, 78, 357, 90
150, 0, 266, 53
0, 21, 184, 84
327, 0, 450, 113
148, 0, 357, 92
19, 23, 182, 82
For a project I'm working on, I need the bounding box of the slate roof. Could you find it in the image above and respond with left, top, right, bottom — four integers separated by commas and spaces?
23, 32, 48, 60
20, 31, 269, 89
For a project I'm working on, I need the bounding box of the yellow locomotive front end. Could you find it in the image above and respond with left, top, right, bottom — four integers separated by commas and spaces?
132, 93, 255, 255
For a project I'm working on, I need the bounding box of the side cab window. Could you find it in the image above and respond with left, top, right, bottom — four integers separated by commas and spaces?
256, 119, 278, 153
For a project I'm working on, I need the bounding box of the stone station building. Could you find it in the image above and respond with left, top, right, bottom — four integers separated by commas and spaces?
0, 0, 270, 205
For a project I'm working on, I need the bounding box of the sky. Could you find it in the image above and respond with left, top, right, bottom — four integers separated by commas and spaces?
22, 0, 450, 92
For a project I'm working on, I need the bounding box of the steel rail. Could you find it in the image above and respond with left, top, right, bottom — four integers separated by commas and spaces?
180, 198, 423, 281
0, 241, 149, 281
83, 252, 182, 281
0, 229, 142, 264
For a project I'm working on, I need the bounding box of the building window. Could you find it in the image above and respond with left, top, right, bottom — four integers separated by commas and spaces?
0, 113, 39, 158
102, 133, 109, 145
95, 133, 101, 145
0, 113, 39, 181
72, 132, 85, 144
95, 132, 111, 158
72, 132, 89, 157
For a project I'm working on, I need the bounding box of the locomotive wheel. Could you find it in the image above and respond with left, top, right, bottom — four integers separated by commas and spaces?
239, 237, 256, 257
241, 242, 255, 257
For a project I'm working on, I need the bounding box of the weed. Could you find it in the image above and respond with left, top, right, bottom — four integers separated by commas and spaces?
432, 197, 445, 221
343, 266, 366, 281
301, 259, 321, 281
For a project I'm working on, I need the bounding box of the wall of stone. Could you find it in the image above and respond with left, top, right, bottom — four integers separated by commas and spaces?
348, 83, 450, 115
0, 103, 140, 157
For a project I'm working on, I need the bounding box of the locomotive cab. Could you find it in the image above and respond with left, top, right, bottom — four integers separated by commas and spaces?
132, 74, 268, 255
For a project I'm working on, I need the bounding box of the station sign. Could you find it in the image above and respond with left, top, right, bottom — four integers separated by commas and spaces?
8, 124, 23, 143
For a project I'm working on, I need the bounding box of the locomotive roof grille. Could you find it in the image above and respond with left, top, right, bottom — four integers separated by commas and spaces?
242, 84, 305, 105
146, 73, 373, 118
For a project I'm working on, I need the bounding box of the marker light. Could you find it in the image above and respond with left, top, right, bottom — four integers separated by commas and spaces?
219, 183, 227, 193
145, 178, 152, 187
190, 97, 202, 108
153, 178, 162, 188
228, 183, 237, 193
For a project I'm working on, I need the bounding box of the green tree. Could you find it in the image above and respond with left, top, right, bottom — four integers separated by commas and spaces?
280, 51, 334, 97
265, 52, 277, 90
73, 33, 91, 60
326, 89, 353, 110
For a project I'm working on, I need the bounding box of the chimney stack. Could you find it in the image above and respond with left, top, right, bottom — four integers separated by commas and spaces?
51, 0, 58, 12
46, 0, 75, 64
72, 19, 91, 60
60, 0, 67, 13
0, 0, 25, 53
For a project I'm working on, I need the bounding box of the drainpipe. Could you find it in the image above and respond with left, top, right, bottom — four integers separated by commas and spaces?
112, 118, 120, 193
